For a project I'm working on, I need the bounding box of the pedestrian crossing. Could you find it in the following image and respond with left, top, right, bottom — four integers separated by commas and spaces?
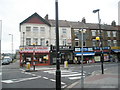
43, 70, 85, 80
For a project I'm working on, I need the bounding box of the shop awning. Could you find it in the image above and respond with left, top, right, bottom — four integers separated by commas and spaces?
75, 52, 95, 56
112, 49, 120, 53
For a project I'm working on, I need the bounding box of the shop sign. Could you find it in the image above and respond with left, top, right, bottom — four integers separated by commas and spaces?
53, 46, 73, 50
111, 47, 120, 49
75, 47, 93, 52
20, 46, 50, 53
93, 47, 110, 50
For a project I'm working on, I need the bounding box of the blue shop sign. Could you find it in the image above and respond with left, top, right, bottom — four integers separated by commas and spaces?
75, 47, 93, 52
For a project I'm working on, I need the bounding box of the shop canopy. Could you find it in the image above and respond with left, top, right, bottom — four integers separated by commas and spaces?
112, 49, 120, 53
75, 52, 95, 56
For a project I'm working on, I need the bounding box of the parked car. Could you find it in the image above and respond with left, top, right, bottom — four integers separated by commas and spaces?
4, 56, 12, 63
2, 58, 10, 65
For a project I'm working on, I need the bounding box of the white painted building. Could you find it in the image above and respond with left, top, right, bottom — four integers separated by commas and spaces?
20, 13, 72, 47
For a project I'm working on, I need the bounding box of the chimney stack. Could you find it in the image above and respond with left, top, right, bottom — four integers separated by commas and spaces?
82, 17, 86, 23
111, 20, 116, 26
44, 14, 48, 21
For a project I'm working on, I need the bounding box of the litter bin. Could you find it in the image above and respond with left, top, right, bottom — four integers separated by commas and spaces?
26, 62, 30, 70
64, 61, 68, 69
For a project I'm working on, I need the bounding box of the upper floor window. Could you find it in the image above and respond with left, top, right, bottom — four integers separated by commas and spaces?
33, 27, 38, 32
40, 38, 45, 46
92, 39, 96, 46
62, 28, 67, 34
33, 38, 38, 45
91, 30, 96, 36
75, 40, 79, 47
26, 38, 31, 45
113, 40, 117, 46
107, 31, 111, 37
63, 39, 67, 46
40, 27, 45, 32
107, 40, 111, 46
26, 26, 31, 32
113, 31, 117, 37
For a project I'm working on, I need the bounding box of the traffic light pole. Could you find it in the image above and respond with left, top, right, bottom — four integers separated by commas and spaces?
55, 0, 61, 90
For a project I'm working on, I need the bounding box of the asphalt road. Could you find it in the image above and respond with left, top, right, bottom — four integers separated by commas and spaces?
1, 60, 118, 89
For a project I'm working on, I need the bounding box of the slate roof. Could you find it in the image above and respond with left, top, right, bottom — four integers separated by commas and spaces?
20, 12, 51, 26
20, 12, 118, 31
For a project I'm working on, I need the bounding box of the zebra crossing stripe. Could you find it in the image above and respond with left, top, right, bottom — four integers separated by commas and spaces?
69, 76, 85, 80
61, 73, 85, 77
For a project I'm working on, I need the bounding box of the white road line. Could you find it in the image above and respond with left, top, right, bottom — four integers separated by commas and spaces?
50, 79, 56, 82
69, 76, 85, 80
43, 77, 48, 80
0, 72, 2, 75
2, 76, 41, 84
61, 85, 67, 88
2, 80, 14, 83
61, 73, 85, 77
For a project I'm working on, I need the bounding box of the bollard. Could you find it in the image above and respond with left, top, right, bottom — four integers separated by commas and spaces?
64, 61, 68, 70
26, 62, 30, 71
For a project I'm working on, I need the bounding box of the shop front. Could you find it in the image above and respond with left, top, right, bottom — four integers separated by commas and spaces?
74, 47, 95, 64
93, 47, 111, 62
50, 46, 74, 64
19, 46, 50, 66
111, 47, 120, 62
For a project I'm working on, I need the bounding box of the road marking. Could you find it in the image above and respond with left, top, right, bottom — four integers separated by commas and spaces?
43, 77, 48, 80
2, 76, 41, 84
50, 79, 56, 82
69, 76, 85, 80
0, 72, 2, 75
62, 85, 67, 88
61, 73, 85, 77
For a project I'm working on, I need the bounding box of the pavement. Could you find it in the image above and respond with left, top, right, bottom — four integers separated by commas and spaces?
66, 63, 120, 89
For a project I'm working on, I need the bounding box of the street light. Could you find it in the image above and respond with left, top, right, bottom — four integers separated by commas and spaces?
80, 28, 86, 88
9, 34, 13, 61
55, 0, 61, 90
93, 9, 104, 74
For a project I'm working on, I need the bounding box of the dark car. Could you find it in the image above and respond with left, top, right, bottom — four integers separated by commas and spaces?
2, 58, 10, 65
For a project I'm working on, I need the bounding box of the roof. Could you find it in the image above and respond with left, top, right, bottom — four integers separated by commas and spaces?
49, 19, 70, 27
20, 12, 51, 26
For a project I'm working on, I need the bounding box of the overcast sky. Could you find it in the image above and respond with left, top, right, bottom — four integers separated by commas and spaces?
0, 0, 119, 53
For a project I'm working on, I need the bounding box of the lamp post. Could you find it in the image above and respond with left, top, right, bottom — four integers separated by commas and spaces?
93, 9, 104, 74
55, 0, 61, 90
80, 28, 86, 88
9, 34, 13, 60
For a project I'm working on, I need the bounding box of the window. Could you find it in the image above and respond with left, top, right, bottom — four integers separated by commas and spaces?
107, 31, 111, 37
107, 40, 111, 46
33, 38, 38, 45
63, 39, 67, 46
92, 39, 96, 46
26, 38, 31, 45
113, 31, 117, 37
33, 27, 38, 32
26, 26, 31, 32
75, 40, 79, 47
113, 40, 117, 46
40, 38, 45, 46
40, 27, 45, 32
62, 29, 67, 34
91, 30, 96, 36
